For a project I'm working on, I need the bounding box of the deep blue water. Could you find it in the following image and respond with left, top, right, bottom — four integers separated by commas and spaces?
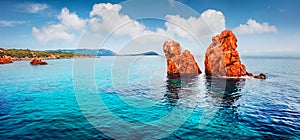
0, 56, 299, 139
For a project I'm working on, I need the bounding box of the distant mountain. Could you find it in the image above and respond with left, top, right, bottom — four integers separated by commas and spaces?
46, 49, 159, 56
140, 51, 160, 55
120, 51, 160, 56
97, 49, 117, 56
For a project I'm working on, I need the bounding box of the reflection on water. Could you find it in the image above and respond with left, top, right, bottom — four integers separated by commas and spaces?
205, 77, 245, 106
165, 78, 180, 102
202, 77, 246, 132
164, 75, 246, 130
164, 75, 199, 106
165, 75, 245, 107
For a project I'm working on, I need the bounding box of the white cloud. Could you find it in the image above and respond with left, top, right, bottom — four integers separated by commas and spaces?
201, 10, 226, 34
29, 3, 48, 13
33, 5, 227, 48
34, 2, 280, 54
89, 3, 151, 38
32, 7, 86, 42
233, 19, 277, 34
58, 8, 86, 30
160, 9, 226, 40
90, 3, 121, 16
32, 25, 74, 42
17, 3, 48, 14
0, 20, 26, 27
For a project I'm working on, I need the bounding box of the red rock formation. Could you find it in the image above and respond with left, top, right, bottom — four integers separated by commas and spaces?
205, 30, 265, 79
163, 40, 201, 77
30, 58, 48, 65
0, 55, 13, 64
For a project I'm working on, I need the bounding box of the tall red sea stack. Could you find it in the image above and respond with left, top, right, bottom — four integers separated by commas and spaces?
204, 30, 266, 79
163, 40, 201, 77
205, 30, 247, 77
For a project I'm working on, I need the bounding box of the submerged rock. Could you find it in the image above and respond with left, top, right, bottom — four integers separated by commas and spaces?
30, 58, 48, 65
254, 73, 266, 79
163, 40, 201, 78
204, 30, 265, 79
0, 55, 13, 64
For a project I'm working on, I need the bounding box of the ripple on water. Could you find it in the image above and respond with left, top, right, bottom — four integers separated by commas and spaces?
0, 58, 300, 139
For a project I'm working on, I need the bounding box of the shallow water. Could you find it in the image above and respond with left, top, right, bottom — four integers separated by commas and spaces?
0, 56, 299, 139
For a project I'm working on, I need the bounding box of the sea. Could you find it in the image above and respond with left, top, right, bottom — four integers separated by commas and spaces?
0, 56, 299, 139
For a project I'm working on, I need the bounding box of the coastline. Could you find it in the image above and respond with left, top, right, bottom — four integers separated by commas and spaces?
11, 55, 93, 61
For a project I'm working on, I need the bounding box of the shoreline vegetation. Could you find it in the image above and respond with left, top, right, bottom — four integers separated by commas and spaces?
0, 48, 90, 61
0, 48, 160, 60
0, 48, 160, 64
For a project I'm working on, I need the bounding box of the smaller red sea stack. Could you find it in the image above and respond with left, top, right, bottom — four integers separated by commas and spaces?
0, 55, 13, 64
163, 40, 201, 77
30, 58, 48, 65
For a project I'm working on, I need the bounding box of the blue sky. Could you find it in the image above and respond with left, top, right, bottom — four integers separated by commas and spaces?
0, 0, 299, 56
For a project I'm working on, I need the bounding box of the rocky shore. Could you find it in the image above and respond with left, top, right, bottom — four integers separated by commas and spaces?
0, 48, 91, 65
0, 54, 91, 65
0, 55, 13, 64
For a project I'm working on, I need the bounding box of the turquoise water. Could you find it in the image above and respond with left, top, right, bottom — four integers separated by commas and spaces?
0, 56, 299, 139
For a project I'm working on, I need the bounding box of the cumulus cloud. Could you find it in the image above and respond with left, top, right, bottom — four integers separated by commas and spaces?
89, 3, 152, 38
201, 10, 226, 34
58, 8, 86, 30
158, 9, 226, 40
233, 19, 277, 34
0, 20, 26, 27
16, 3, 48, 14
33, 5, 227, 45
34, 2, 278, 48
32, 7, 86, 42
32, 25, 74, 42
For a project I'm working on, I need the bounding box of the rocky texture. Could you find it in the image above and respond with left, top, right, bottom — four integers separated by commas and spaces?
49, 54, 57, 59
0, 55, 13, 64
204, 30, 265, 79
163, 40, 201, 77
30, 58, 48, 65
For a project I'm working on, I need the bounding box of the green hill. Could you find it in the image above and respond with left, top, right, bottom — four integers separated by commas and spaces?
0, 48, 87, 58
